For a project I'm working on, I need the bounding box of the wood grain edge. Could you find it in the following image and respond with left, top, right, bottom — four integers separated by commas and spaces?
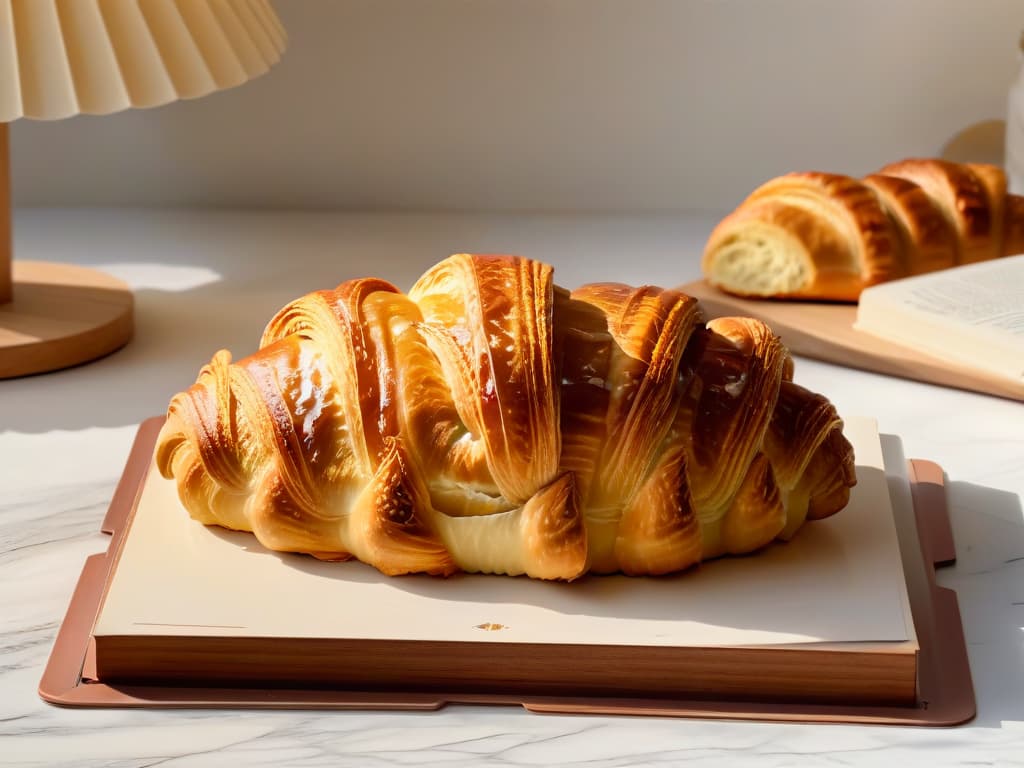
92, 635, 917, 708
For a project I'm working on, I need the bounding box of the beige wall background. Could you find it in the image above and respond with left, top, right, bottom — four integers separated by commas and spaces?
9, 0, 1023, 212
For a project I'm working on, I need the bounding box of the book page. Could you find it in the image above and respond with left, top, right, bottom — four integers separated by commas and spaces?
881, 255, 1024, 338
95, 418, 917, 650
855, 255, 1024, 381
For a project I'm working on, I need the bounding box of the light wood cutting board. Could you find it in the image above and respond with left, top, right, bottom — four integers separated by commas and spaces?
680, 280, 1024, 403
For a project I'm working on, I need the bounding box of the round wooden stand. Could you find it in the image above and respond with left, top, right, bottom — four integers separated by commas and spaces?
0, 260, 134, 379
0, 125, 133, 378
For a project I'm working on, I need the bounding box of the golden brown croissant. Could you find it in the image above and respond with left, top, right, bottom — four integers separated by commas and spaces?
702, 158, 1024, 301
156, 254, 856, 580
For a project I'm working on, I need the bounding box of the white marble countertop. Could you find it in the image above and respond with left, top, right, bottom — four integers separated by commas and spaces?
1, 209, 1022, 767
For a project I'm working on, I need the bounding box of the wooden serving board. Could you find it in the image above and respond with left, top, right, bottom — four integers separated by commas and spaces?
38, 418, 976, 726
680, 280, 1024, 402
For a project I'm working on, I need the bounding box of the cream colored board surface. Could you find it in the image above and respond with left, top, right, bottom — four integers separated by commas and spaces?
95, 418, 916, 650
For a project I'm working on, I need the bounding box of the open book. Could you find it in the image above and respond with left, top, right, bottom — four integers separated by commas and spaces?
854, 254, 1024, 384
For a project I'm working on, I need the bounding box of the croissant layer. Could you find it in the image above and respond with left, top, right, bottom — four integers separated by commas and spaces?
157, 254, 856, 579
703, 158, 1023, 301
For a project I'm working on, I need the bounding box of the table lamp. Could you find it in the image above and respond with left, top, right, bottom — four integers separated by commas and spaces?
0, 0, 286, 378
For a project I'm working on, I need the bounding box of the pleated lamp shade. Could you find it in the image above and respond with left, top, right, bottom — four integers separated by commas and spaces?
0, 0, 287, 378
0, 0, 286, 121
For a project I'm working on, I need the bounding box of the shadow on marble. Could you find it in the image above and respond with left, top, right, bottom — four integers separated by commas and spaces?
883, 427, 1023, 729
942, 480, 1024, 729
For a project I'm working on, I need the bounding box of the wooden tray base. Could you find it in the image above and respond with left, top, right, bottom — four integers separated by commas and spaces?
38, 418, 976, 726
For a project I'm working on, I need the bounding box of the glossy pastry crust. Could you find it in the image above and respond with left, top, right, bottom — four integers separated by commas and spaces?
703, 158, 1023, 301
156, 254, 856, 580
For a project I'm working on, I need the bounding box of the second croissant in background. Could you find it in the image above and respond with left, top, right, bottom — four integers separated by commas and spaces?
703, 158, 1024, 301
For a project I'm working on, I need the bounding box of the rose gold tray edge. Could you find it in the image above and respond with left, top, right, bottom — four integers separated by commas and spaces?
38, 418, 976, 726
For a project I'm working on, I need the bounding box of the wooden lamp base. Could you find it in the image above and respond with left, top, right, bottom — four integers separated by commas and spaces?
0, 124, 133, 379
0, 260, 134, 379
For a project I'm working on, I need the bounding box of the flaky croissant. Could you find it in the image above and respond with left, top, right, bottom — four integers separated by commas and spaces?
703, 158, 1024, 301
156, 254, 856, 580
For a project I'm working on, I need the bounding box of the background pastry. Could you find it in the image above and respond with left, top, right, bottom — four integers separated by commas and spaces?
702, 158, 1024, 301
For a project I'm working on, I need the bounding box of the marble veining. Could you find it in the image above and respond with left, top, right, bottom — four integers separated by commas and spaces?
1, 210, 1023, 767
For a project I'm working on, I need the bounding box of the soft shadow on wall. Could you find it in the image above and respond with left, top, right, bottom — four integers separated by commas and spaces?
8, 0, 1024, 212
943, 479, 1024, 728
940, 120, 1007, 166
